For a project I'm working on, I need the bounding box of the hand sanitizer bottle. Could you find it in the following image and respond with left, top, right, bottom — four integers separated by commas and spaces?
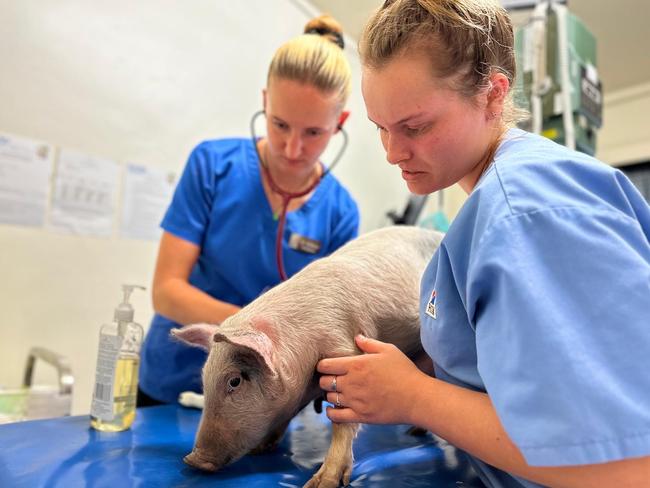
90, 284, 145, 431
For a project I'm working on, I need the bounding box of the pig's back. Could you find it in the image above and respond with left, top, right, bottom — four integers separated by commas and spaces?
300, 226, 443, 356
236, 226, 444, 363
332, 226, 442, 264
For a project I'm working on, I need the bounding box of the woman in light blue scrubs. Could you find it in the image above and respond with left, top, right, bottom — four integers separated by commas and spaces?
317, 1, 650, 486
138, 15, 359, 406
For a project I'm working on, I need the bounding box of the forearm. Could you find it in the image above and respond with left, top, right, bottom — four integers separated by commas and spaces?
152, 279, 240, 325
409, 376, 649, 488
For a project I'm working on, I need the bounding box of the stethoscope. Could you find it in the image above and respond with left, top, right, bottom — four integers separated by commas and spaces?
250, 110, 349, 281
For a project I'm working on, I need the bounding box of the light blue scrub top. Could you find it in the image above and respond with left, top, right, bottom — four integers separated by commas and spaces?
420, 129, 650, 488
140, 138, 359, 403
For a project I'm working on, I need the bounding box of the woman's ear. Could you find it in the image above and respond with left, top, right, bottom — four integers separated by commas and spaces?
486, 72, 509, 118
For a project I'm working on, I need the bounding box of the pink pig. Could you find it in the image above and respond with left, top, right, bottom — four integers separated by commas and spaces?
172, 225, 443, 488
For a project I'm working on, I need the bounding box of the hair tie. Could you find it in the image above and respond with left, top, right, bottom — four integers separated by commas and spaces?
305, 27, 345, 49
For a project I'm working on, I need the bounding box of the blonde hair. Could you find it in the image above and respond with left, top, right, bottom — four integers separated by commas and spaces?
268, 15, 351, 107
360, 0, 528, 125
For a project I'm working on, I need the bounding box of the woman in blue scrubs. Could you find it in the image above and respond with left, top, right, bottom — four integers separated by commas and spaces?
138, 15, 359, 406
317, 1, 650, 486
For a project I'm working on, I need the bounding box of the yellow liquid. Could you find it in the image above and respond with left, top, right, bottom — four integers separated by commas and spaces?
90, 356, 140, 432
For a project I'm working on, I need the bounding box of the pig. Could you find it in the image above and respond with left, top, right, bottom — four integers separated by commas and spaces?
172, 225, 443, 488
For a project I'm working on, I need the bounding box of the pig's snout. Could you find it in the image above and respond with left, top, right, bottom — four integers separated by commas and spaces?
183, 449, 231, 472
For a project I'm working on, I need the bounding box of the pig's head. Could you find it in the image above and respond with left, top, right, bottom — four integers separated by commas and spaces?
171, 319, 293, 472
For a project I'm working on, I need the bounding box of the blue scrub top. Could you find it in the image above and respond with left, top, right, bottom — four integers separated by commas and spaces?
420, 129, 650, 487
140, 138, 359, 403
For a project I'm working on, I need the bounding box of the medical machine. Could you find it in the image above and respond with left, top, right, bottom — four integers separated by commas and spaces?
513, 0, 602, 155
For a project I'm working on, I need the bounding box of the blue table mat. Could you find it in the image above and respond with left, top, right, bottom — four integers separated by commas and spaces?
0, 404, 483, 487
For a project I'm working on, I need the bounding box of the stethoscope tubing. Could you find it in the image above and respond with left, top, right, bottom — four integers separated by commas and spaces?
250, 110, 348, 281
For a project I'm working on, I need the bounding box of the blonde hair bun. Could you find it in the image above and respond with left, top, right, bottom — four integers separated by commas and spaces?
304, 14, 345, 49
267, 14, 352, 105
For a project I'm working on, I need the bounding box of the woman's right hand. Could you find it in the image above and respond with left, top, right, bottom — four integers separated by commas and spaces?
317, 335, 430, 426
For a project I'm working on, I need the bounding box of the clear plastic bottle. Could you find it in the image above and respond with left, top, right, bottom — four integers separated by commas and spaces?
90, 285, 145, 432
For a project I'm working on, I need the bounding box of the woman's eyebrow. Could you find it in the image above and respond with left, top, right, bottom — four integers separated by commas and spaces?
367, 112, 427, 127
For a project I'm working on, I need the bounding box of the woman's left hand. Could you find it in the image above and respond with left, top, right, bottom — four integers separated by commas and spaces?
317, 334, 429, 425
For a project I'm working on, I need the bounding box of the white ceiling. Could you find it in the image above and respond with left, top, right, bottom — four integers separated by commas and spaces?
308, 0, 649, 93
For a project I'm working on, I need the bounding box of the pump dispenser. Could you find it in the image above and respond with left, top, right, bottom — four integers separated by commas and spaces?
90, 284, 145, 431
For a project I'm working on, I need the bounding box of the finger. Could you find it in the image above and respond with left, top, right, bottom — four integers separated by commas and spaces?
325, 406, 361, 424
319, 375, 339, 392
326, 391, 345, 408
317, 357, 351, 375
355, 334, 391, 354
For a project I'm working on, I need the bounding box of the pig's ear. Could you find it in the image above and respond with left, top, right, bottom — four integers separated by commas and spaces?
171, 323, 218, 352
213, 330, 277, 376
251, 317, 278, 344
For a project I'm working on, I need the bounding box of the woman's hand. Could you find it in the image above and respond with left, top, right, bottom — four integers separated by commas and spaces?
317, 335, 430, 425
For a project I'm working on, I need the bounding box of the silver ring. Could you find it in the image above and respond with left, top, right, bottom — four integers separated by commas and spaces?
330, 376, 338, 392
335, 392, 341, 408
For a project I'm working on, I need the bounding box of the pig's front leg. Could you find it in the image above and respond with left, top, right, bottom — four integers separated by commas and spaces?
304, 422, 358, 488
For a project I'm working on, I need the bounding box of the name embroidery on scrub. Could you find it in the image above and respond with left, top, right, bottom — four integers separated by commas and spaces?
425, 289, 437, 319
288, 233, 322, 254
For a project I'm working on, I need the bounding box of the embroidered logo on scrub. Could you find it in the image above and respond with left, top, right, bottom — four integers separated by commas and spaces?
425, 289, 437, 319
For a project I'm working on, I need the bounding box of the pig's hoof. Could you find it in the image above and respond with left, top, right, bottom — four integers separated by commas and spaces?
183, 452, 219, 472
303, 462, 352, 488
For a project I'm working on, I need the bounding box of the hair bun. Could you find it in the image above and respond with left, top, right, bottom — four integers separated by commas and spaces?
304, 14, 345, 49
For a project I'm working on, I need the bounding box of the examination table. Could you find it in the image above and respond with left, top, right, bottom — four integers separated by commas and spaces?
0, 404, 483, 487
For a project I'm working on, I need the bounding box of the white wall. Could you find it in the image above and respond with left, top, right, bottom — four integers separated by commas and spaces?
597, 82, 650, 166
0, 0, 411, 415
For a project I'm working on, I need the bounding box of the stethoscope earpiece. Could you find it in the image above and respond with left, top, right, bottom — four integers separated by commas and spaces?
337, 111, 350, 132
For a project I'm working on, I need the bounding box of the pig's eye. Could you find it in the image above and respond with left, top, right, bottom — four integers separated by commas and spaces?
227, 376, 242, 393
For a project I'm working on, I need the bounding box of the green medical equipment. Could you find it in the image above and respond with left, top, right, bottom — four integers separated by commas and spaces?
514, 1, 602, 155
